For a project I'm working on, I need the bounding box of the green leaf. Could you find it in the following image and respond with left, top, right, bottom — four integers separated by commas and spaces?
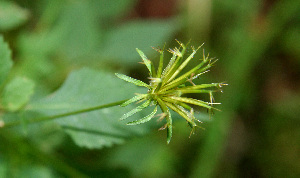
0, 159, 7, 177
121, 94, 147, 107
127, 106, 157, 125
136, 48, 153, 77
16, 166, 55, 178
1, 77, 35, 112
102, 19, 180, 65
27, 68, 151, 149
120, 100, 151, 121
107, 136, 176, 177
93, 0, 137, 19
115, 73, 150, 88
54, 1, 102, 60
15, 32, 58, 86
0, 35, 13, 87
0, 1, 29, 31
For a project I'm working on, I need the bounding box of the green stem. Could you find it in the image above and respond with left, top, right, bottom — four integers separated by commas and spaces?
2, 99, 128, 129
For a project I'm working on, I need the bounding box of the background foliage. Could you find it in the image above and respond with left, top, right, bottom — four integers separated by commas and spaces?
0, 0, 299, 177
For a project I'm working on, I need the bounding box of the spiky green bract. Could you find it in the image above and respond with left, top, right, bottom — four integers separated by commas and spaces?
116, 41, 226, 143
120, 94, 147, 107
126, 106, 157, 125
120, 100, 151, 121
136, 48, 156, 77
115, 73, 150, 88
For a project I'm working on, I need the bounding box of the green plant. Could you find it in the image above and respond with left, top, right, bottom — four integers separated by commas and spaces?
1, 39, 225, 145
1, 0, 299, 177
116, 41, 226, 143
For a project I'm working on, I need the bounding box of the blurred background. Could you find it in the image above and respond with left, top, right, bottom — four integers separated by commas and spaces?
0, 0, 299, 177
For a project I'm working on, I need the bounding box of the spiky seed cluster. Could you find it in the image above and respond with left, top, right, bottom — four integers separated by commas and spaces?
115, 40, 226, 143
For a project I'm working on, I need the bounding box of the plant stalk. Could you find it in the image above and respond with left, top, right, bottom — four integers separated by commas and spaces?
2, 99, 128, 128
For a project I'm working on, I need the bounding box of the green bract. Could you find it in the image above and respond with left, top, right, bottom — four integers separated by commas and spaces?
115, 41, 226, 143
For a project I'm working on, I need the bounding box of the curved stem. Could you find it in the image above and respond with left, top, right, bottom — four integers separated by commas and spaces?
2, 99, 128, 129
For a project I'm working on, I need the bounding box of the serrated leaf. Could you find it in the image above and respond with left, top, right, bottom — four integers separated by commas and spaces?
1, 77, 35, 112
120, 100, 151, 121
0, 35, 13, 86
127, 106, 157, 125
27, 68, 151, 149
136, 48, 152, 76
115, 73, 150, 88
0, 1, 29, 31
121, 94, 147, 107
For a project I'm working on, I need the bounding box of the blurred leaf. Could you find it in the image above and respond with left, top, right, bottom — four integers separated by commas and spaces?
0, 1, 29, 31
0, 159, 7, 177
107, 136, 176, 177
54, 0, 102, 60
15, 32, 59, 83
33, 0, 179, 67
0, 131, 86, 177
102, 19, 180, 65
18, 166, 54, 178
18, 31, 61, 56
92, 0, 137, 18
35, 0, 65, 30
33, 0, 138, 64
1, 77, 35, 112
27, 68, 152, 149
0, 35, 13, 87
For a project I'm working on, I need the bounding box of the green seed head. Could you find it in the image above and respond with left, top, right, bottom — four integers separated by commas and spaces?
115, 40, 226, 143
